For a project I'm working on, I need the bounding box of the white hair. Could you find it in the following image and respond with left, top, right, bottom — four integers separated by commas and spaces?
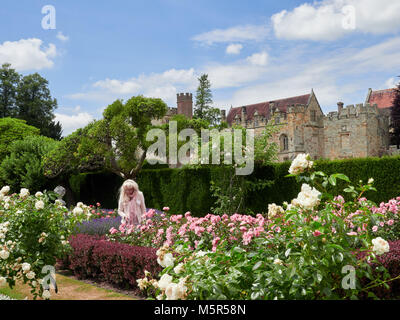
118, 179, 140, 204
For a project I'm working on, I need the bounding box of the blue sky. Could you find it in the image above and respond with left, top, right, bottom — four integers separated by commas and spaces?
1, 0, 400, 135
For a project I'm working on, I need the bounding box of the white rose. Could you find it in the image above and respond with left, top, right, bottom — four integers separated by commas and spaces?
76, 202, 84, 208
173, 263, 184, 274
273, 258, 284, 265
35, 200, 45, 210
195, 251, 207, 258
165, 283, 180, 300
0, 276, 6, 287
4, 203, 9, 210
158, 274, 173, 291
136, 278, 148, 290
293, 184, 321, 210
0, 186, 10, 195
22, 263, 31, 272
42, 290, 51, 299
268, 203, 284, 219
26, 271, 35, 280
372, 237, 390, 256
31, 281, 37, 288
163, 253, 175, 268
0, 250, 9, 260
72, 207, 84, 215
35, 192, 43, 198
20, 188, 30, 199
368, 178, 374, 184
288, 154, 313, 175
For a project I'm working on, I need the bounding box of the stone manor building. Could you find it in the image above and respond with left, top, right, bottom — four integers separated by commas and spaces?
225, 88, 396, 161
155, 88, 397, 162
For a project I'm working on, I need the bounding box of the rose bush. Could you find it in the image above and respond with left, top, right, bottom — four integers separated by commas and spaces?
0, 187, 91, 299
137, 154, 398, 300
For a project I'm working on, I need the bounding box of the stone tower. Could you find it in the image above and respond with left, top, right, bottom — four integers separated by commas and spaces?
177, 93, 193, 119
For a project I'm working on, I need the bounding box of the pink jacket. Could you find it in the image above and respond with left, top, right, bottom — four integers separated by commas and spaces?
118, 191, 146, 226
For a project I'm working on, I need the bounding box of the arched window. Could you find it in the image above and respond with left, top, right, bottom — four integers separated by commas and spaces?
280, 134, 289, 151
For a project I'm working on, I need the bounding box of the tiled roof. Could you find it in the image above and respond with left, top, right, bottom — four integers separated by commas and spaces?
367, 88, 397, 109
226, 93, 311, 125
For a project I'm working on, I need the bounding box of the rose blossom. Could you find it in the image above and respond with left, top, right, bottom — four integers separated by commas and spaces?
372, 237, 390, 256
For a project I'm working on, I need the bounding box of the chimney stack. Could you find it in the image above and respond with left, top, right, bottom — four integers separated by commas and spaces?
177, 93, 193, 119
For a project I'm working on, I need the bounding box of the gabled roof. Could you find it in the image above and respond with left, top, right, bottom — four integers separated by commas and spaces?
226, 93, 311, 125
366, 88, 397, 109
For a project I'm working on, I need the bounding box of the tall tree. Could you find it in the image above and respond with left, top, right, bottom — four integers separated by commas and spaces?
45, 96, 168, 181
194, 74, 213, 120
0, 63, 20, 118
16, 73, 62, 140
390, 77, 400, 149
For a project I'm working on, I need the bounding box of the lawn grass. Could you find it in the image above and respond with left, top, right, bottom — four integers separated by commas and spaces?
0, 273, 136, 300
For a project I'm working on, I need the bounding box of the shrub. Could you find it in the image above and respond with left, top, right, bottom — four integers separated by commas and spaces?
64, 234, 162, 292
0, 186, 90, 300
137, 155, 397, 300
0, 135, 58, 193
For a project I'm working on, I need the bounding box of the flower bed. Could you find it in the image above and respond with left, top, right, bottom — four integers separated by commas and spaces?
0, 187, 92, 300
134, 154, 400, 300
59, 234, 162, 293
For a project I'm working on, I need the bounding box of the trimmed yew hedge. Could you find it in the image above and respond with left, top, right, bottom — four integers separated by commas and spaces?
69, 155, 400, 216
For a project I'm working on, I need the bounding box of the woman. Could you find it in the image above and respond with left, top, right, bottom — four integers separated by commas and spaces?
117, 179, 146, 227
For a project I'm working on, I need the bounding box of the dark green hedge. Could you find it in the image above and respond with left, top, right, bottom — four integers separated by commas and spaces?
69, 156, 400, 216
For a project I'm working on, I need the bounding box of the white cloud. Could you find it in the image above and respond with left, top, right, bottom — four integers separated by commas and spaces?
246, 51, 268, 66
385, 77, 399, 89
272, 0, 400, 41
215, 36, 400, 112
56, 31, 69, 42
226, 44, 243, 55
55, 112, 94, 136
0, 38, 57, 71
68, 68, 198, 106
192, 24, 269, 45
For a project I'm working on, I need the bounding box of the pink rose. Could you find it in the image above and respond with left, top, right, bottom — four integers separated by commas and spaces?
372, 226, 378, 232
387, 219, 394, 226
109, 227, 118, 234
313, 230, 322, 237
347, 231, 357, 236
163, 207, 170, 211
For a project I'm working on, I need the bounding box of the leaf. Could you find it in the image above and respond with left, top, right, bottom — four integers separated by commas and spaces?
252, 261, 263, 271
332, 173, 350, 182
328, 175, 337, 186
326, 244, 344, 251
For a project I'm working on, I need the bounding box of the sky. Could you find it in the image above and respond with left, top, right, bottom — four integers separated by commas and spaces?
1, 0, 400, 135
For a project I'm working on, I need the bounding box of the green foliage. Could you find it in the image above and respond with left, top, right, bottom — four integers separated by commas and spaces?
80, 96, 168, 179
65, 155, 400, 216
0, 117, 40, 162
0, 135, 58, 193
0, 63, 20, 118
43, 122, 102, 180
142, 165, 395, 300
0, 188, 91, 300
16, 73, 62, 140
194, 74, 217, 125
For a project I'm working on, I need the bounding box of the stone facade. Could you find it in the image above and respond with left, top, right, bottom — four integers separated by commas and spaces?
226, 89, 393, 161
